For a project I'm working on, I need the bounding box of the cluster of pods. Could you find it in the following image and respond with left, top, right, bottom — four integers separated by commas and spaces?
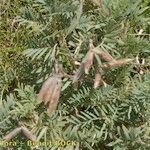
38, 40, 133, 114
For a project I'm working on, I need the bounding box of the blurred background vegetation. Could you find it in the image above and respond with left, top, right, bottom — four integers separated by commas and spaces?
0, 0, 150, 149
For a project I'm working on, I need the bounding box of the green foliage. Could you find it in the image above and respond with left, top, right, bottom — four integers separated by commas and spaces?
0, 0, 150, 149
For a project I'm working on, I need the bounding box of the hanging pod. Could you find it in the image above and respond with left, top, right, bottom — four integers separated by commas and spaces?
93, 71, 102, 89
73, 39, 95, 82
92, 48, 115, 62
73, 63, 85, 83
93, 67, 106, 88
37, 61, 64, 114
84, 50, 94, 74
102, 58, 133, 69
38, 74, 62, 114
84, 39, 94, 74
38, 75, 57, 105
47, 75, 62, 114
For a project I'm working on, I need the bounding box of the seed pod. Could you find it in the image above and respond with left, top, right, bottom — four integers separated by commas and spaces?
83, 39, 95, 74
21, 126, 36, 141
84, 51, 94, 74
102, 58, 133, 69
73, 39, 95, 81
38, 61, 66, 114
94, 71, 102, 89
37, 76, 56, 105
3, 127, 22, 141
92, 48, 114, 62
89, 39, 95, 50
54, 60, 65, 76
73, 63, 84, 83
48, 76, 62, 114
38, 75, 62, 113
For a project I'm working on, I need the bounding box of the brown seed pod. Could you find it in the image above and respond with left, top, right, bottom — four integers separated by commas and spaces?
83, 39, 95, 74
89, 39, 95, 50
93, 71, 102, 89
73, 63, 85, 83
3, 127, 22, 141
37, 76, 56, 105
21, 126, 36, 141
38, 75, 62, 113
93, 67, 106, 88
102, 58, 133, 69
54, 60, 73, 78
92, 48, 114, 62
84, 51, 94, 74
48, 76, 62, 114
54, 60, 65, 76
73, 39, 95, 81
38, 61, 72, 114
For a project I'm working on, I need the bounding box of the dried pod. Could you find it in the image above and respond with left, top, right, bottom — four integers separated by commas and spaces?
93, 68, 106, 88
37, 76, 57, 105
37, 61, 67, 114
94, 71, 102, 89
84, 51, 94, 74
54, 60, 66, 76
48, 76, 62, 114
73, 39, 95, 82
102, 58, 133, 69
54, 60, 73, 78
73, 63, 84, 83
92, 48, 114, 62
21, 126, 36, 141
89, 39, 95, 50
83, 39, 95, 74
38, 75, 62, 113
3, 127, 22, 141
